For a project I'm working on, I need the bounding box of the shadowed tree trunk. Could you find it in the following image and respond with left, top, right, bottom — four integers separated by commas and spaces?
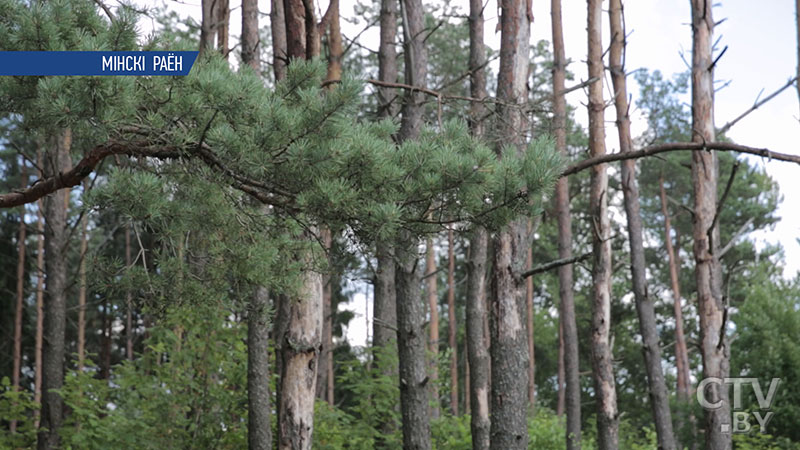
77, 180, 88, 369
425, 239, 440, 419
125, 226, 134, 360
608, 1, 675, 448
394, 0, 431, 445
241, 0, 260, 72
34, 150, 45, 429
587, 1, 619, 448
526, 225, 535, 407
489, 0, 531, 446
551, 1, 581, 446
556, 321, 565, 416
37, 128, 72, 450
690, 0, 731, 447
466, 0, 489, 445
316, 229, 334, 404
11, 159, 27, 434
199, 0, 216, 56
447, 228, 458, 415
248, 285, 272, 450
377, 0, 399, 119
216, 0, 229, 57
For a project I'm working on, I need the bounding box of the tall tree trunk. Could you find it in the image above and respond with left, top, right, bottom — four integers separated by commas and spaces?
125, 225, 134, 360
34, 151, 45, 429
587, 1, 619, 448
690, 0, 730, 447
316, 229, 334, 404
216, 0, 230, 57
37, 128, 72, 450
248, 286, 272, 450
284, 0, 306, 60
608, 2, 675, 448
550, 1, 581, 446
324, 0, 342, 86
447, 228, 458, 415
277, 242, 323, 450
101, 295, 112, 379
242, 0, 261, 72
556, 321, 565, 416
395, 0, 431, 446
466, 0, 490, 445
489, 0, 531, 447
395, 236, 432, 450
526, 225, 535, 407
425, 239, 440, 419
464, 343, 471, 415
77, 180, 88, 369
270, 0, 286, 80
11, 159, 27, 434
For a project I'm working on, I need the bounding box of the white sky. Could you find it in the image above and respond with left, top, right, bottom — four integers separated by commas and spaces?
132, 0, 800, 347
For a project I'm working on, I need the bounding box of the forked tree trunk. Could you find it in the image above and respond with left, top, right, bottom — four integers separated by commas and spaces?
689, 1, 731, 447
489, 0, 531, 447
550, 1, 581, 446
447, 228, 458, 415
425, 239, 440, 419
37, 128, 72, 450
608, 1, 675, 448
11, 159, 27, 434
466, 0, 489, 444
587, 1, 619, 448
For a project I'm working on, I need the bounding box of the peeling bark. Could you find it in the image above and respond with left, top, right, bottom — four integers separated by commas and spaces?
587, 1, 619, 448
690, 0, 731, 447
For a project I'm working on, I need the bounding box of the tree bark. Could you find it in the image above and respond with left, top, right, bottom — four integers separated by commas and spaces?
200, 0, 216, 56
248, 285, 273, 450
242, 0, 261, 72
608, 1, 675, 448
394, 0, 431, 446
396, 236, 432, 450
466, 0, 489, 445
551, 1, 581, 446
556, 321, 565, 417
526, 225, 535, 407
277, 244, 323, 450
316, 229, 334, 405
377, 0, 399, 119
34, 151, 45, 429
125, 225, 134, 360
587, 1, 619, 448
37, 128, 72, 450
11, 159, 27, 434
489, 0, 531, 447
324, 0, 342, 88
690, 1, 730, 447
284, 0, 306, 60
77, 180, 88, 369
447, 228, 458, 415
216, 0, 230, 57
425, 238, 440, 419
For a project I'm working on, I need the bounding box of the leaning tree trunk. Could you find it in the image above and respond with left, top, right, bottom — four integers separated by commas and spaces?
587, 1, 619, 448
425, 239, 440, 419
466, 0, 490, 443
690, 0, 731, 447
37, 128, 72, 450
659, 179, 691, 401
608, 1, 675, 448
550, 1, 581, 446
489, 0, 531, 447
447, 228, 458, 415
